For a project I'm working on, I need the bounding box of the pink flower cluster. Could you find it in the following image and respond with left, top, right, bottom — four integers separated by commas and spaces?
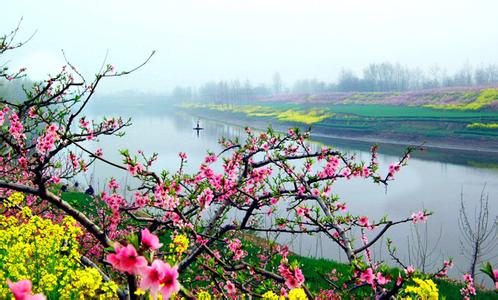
68, 152, 79, 169
224, 280, 236, 298
36, 124, 60, 155
107, 243, 148, 274
79, 117, 94, 140
278, 264, 305, 289
317, 156, 340, 178
388, 163, 401, 177
359, 268, 390, 286
134, 192, 150, 208
226, 238, 247, 261
411, 211, 427, 224
107, 229, 179, 299
197, 188, 214, 209
358, 216, 371, 229
153, 182, 180, 210
127, 163, 145, 176
460, 274, 476, 299
102, 192, 125, 212
296, 205, 310, 217
8, 113, 25, 141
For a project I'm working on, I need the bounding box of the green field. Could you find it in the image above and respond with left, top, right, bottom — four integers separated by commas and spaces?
179, 102, 498, 146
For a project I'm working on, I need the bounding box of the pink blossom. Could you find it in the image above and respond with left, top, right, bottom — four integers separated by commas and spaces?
95, 148, 103, 158
141, 228, 163, 250
461, 274, 476, 296
108, 178, 120, 190
140, 260, 165, 298
204, 154, 217, 164
50, 176, 60, 184
224, 281, 236, 295
178, 152, 187, 160
358, 216, 370, 227
196, 235, 208, 245
7, 279, 45, 300
297, 185, 306, 196
411, 211, 427, 224
388, 163, 401, 177
106, 243, 148, 274
296, 206, 310, 217
335, 203, 347, 212
278, 264, 305, 289
376, 272, 390, 285
197, 188, 214, 208
405, 265, 415, 275
134, 192, 149, 207
36, 125, 60, 155
28, 107, 37, 118
362, 166, 371, 177
227, 238, 242, 253
396, 274, 403, 286
360, 268, 375, 284
463, 274, 472, 281
128, 163, 144, 176
139, 260, 180, 300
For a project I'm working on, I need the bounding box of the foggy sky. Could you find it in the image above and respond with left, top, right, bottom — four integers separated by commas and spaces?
2, 0, 498, 93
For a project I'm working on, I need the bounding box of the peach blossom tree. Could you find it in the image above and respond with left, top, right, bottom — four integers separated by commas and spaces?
0, 26, 454, 300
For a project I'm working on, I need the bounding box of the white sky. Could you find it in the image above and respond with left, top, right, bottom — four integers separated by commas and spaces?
2, 0, 498, 93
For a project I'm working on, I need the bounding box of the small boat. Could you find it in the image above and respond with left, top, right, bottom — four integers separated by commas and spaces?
193, 120, 204, 131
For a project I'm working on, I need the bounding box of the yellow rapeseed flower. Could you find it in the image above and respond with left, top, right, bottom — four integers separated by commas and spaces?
262, 290, 280, 299
288, 288, 307, 300
403, 278, 438, 300
170, 234, 189, 255
197, 290, 212, 300
4, 192, 24, 207
0, 195, 117, 299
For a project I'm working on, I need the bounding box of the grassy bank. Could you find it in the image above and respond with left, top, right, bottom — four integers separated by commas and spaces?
179, 101, 498, 153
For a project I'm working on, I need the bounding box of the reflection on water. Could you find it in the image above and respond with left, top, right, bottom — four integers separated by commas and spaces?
85, 108, 498, 284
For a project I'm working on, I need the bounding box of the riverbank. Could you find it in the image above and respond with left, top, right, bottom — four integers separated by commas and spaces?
179, 103, 498, 154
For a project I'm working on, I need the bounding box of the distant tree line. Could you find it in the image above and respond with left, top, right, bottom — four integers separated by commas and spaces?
168, 62, 498, 103
336, 62, 498, 92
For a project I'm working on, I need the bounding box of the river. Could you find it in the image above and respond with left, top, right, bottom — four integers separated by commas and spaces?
85, 107, 498, 286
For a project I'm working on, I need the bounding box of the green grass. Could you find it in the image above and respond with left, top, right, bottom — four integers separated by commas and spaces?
321, 104, 498, 119
288, 254, 496, 299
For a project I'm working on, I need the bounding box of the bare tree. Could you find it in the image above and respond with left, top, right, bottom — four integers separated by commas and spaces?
406, 221, 443, 273
458, 185, 497, 280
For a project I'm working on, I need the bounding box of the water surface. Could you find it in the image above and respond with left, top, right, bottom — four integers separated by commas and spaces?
85, 108, 498, 284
